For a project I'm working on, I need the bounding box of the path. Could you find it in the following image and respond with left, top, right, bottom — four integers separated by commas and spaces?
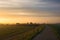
32, 25, 59, 40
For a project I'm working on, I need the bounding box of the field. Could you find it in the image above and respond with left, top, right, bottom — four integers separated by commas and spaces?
0, 24, 45, 40
48, 24, 60, 40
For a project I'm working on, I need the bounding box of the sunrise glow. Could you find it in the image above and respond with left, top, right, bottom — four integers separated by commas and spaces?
0, 0, 60, 24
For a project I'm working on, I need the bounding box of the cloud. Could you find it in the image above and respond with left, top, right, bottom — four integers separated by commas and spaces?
42, 0, 60, 3
0, 0, 47, 8
0, 0, 60, 10
0, 0, 60, 11
0, 0, 60, 17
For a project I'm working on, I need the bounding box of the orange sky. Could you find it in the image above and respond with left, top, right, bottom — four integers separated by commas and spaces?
0, 9, 60, 24
0, 16, 60, 24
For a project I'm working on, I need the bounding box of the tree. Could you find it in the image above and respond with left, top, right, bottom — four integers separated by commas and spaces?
16, 23, 20, 25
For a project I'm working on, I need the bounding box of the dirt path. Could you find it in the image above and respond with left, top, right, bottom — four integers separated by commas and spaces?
32, 25, 59, 40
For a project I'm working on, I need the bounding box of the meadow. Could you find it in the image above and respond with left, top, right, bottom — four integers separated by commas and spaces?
0, 24, 45, 40
48, 24, 60, 40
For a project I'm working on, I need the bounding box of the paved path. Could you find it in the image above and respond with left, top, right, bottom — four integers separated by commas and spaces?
32, 26, 59, 40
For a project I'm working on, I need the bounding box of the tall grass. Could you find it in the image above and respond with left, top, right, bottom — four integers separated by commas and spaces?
0, 24, 45, 40
48, 24, 60, 40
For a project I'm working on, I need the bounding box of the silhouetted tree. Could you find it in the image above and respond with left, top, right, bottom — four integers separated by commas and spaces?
16, 23, 20, 25
30, 22, 33, 24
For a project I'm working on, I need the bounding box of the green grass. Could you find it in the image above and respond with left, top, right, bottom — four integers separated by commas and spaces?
48, 24, 60, 40
0, 25, 45, 40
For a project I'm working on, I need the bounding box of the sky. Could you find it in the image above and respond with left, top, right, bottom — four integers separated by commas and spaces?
0, 0, 60, 24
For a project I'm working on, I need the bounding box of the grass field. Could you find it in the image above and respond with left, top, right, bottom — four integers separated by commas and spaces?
48, 24, 60, 40
0, 24, 45, 40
